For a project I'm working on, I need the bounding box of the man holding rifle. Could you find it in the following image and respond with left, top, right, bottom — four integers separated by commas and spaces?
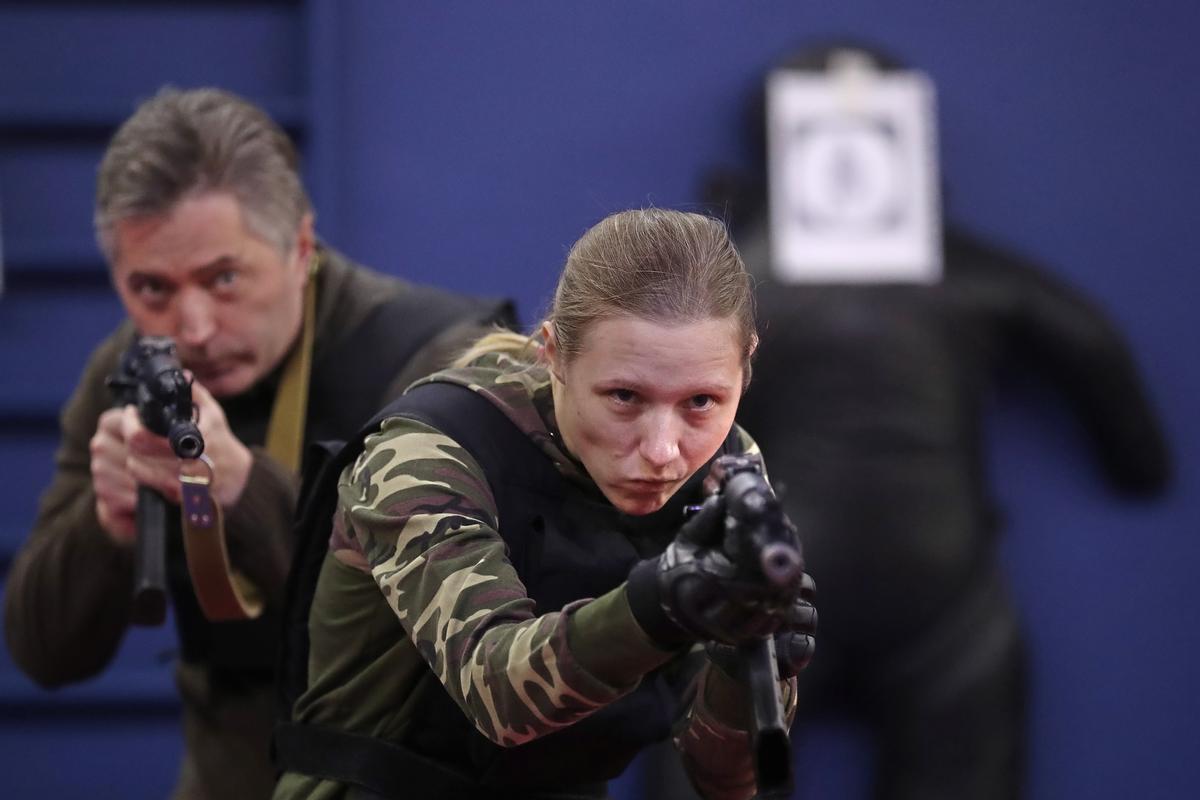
3, 87, 514, 800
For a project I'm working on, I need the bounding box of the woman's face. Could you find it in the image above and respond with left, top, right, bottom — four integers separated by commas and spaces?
545, 314, 746, 516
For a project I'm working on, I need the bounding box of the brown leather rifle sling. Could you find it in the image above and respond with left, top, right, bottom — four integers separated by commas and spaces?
180, 257, 319, 621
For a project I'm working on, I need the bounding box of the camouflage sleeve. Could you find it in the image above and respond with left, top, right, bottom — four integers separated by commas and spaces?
334, 415, 666, 747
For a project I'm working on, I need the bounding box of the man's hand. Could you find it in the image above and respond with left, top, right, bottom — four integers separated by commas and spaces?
89, 380, 253, 545
90, 407, 139, 545
185, 380, 253, 508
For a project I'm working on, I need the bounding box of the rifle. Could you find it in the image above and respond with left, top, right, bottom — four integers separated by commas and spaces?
106, 336, 205, 626
704, 453, 805, 799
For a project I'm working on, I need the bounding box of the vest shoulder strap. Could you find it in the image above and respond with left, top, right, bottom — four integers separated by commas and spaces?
309, 287, 516, 436
379, 380, 554, 508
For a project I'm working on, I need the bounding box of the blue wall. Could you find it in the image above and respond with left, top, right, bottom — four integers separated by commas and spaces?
1, 2, 1197, 798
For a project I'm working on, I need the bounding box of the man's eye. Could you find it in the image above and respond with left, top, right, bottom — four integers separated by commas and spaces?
212, 269, 238, 289
688, 394, 716, 411
131, 277, 170, 303
609, 389, 638, 404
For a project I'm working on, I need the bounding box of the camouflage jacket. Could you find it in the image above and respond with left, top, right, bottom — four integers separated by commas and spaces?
275, 353, 793, 800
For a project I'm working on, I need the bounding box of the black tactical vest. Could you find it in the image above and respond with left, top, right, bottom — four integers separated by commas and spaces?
274, 379, 741, 799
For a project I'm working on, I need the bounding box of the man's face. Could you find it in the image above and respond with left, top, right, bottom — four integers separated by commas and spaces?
546, 314, 745, 516
110, 191, 312, 397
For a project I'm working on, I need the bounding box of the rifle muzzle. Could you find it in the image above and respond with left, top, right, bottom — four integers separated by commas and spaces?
169, 420, 205, 460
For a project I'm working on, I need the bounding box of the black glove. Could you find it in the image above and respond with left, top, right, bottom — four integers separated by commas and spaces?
626, 496, 808, 649
704, 576, 818, 681
774, 573, 818, 678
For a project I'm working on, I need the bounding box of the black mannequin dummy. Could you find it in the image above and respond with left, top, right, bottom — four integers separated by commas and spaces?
646, 41, 1170, 800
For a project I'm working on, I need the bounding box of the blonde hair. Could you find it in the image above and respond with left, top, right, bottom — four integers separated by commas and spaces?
459, 209, 757, 386
452, 327, 538, 368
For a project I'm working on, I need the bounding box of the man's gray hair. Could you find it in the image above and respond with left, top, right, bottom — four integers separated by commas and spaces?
94, 86, 312, 261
